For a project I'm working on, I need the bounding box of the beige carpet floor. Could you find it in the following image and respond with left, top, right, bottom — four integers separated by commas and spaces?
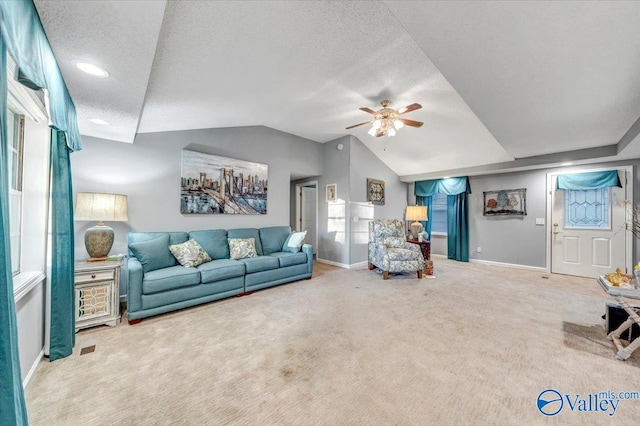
26, 259, 640, 425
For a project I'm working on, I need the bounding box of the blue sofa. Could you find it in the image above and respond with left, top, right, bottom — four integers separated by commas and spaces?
126, 226, 312, 323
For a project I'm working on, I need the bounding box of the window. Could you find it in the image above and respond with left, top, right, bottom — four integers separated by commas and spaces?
7, 108, 25, 275
564, 187, 610, 229
431, 193, 447, 234
6, 54, 51, 297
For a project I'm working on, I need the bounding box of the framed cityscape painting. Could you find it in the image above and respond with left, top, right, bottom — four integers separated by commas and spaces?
181, 150, 268, 214
367, 178, 385, 205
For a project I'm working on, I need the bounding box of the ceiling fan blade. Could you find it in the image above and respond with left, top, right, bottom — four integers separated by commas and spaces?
398, 103, 422, 114
345, 120, 372, 130
398, 118, 423, 128
359, 107, 378, 115
376, 130, 385, 137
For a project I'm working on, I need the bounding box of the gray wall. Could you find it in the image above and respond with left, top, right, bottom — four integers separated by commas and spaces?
72, 126, 323, 295
317, 136, 351, 265
16, 281, 45, 382
349, 137, 408, 264
468, 170, 547, 266
316, 136, 408, 266
409, 159, 640, 268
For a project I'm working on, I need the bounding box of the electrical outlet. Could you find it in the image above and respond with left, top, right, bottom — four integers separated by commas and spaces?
477, 247, 482, 253
535, 218, 545, 226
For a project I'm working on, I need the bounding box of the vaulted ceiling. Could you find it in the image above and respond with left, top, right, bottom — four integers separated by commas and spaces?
34, 1, 640, 180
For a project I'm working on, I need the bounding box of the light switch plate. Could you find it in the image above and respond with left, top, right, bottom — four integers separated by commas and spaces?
535, 218, 545, 226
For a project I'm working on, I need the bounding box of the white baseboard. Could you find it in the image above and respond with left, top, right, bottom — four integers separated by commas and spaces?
23, 348, 44, 389
349, 261, 369, 270
316, 258, 368, 270
469, 258, 547, 272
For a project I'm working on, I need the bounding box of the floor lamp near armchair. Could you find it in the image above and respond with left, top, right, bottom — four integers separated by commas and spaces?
75, 192, 128, 261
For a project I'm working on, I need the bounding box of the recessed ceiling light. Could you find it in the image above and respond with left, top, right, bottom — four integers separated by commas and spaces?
75, 62, 109, 78
561, 162, 573, 166
443, 176, 450, 179
88, 118, 109, 126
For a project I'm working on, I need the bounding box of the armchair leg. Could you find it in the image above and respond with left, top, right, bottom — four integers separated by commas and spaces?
417, 269, 423, 279
383, 271, 389, 280
368, 262, 374, 270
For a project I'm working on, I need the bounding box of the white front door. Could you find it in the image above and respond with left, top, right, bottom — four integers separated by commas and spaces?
301, 186, 317, 254
550, 169, 630, 278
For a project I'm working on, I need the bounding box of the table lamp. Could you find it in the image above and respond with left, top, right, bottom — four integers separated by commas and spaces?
75, 192, 128, 261
406, 205, 427, 241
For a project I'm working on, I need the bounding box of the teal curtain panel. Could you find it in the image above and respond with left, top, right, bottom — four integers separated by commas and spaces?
415, 177, 471, 261
0, 32, 29, 426
414, 177, 472, 197
0, 0, 82, 152
447, 193, 469, 261
49, 130, 76, 361
556, 170, 621, 190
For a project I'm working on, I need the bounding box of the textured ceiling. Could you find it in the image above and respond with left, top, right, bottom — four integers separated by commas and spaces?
33, 1, 640, 178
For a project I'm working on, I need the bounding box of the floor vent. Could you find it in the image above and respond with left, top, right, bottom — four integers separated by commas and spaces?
80, 345, 96, 355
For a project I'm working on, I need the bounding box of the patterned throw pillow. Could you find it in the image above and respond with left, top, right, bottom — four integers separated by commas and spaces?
228, 238, 258, 260
169, 239, 212, 268
383, 237, 406, 248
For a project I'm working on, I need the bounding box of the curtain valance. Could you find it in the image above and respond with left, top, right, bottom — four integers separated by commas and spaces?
415, 176, 471, 196
556, 170, 621, 190
0, 1, 82, 151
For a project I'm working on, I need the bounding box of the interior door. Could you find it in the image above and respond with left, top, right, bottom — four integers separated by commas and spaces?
551, 170, 628, 278
301, 186, 317, 254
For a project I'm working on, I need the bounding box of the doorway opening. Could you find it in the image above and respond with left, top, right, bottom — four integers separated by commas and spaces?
295, 181, 318, 255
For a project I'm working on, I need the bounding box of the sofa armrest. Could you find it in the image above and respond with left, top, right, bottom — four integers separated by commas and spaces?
302, 244, 313, 274
127, 257, 143, 316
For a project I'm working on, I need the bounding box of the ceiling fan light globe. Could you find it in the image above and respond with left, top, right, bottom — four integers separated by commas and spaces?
394, 119, 403, 130
387, 128, 396, 137
368, 128, 377, 137
372, 119, 382, 130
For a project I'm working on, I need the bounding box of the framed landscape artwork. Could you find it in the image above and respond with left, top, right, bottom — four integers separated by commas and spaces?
181, 150, 268, 214
483, 188, 526, 216
367, 178, 385, 205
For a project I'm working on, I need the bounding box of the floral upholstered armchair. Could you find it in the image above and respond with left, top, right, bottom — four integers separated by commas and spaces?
368, 219, 424, 280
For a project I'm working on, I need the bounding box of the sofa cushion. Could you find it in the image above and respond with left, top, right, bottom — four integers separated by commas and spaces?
169, 239, 212, 268
283, 230, 307, 253
197, 259, 245, 283
268, 252, 308, 268
238, 256, 279, 273
129, 234, 175, 273
228, 238, 258, 260
228, 228, 263, 255
189, 229, 230, 260
142, 265, 201, 294
259, 226, 291, 255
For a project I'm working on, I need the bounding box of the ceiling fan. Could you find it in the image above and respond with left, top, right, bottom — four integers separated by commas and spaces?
346, 100, 423, 137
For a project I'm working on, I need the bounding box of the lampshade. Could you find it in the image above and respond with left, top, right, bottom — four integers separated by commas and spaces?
75, 192, 128, 262
406, 206, 427, 221
75, 192, 128, 222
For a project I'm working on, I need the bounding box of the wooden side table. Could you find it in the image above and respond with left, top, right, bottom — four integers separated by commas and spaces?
75, 260, 122, 332
406, 240, 430, 262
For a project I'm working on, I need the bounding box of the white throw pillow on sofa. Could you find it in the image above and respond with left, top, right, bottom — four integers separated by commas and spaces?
282, 231, 307, 253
